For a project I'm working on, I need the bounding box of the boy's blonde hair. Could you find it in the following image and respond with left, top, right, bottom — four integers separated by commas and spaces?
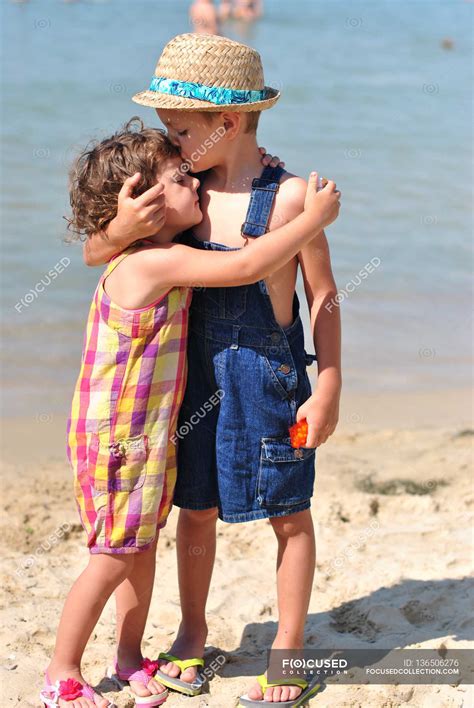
66, 117, 179, 240
199, 110, 261, 134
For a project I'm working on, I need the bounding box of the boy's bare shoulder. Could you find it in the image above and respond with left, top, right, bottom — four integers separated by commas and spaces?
277, 171, 307, 220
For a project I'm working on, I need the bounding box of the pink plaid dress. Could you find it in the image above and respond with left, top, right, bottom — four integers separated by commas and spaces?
67, 245, 192, 554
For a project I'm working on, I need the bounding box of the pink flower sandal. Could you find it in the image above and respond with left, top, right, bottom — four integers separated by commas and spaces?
40, 671, 116, 707
106, 657, 168, 706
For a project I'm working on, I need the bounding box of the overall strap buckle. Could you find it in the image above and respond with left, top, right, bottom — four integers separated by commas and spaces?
241, 165, 286, 238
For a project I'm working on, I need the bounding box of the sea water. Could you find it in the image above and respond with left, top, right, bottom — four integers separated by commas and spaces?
1, 0, 472, 416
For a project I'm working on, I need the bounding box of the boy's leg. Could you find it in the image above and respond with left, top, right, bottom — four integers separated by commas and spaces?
247, 509, 316, 703
159, 506, 218, 683
164, 322, 220, 683
46, 552, 136, 707
114, 537, 165, 697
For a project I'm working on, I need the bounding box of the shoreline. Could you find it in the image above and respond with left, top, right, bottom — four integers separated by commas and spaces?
1, 386, 471, 466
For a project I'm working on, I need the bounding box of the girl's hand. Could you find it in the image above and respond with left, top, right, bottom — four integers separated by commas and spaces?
304, 172, 341, 230
108, 173, 166, 248
258, 146, 286, 169
296, 386, 340, 448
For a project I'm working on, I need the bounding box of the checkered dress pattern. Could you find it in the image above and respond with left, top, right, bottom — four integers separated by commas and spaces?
67, 246, 192, 553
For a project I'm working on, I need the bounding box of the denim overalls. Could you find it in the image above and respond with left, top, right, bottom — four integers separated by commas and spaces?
175, 165, 317, 522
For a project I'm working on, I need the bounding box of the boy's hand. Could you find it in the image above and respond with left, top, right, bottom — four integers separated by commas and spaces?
296, 385, 340, 447
304, 172, 341, 230
108, 172, 166, 248
258, 146, 286, 169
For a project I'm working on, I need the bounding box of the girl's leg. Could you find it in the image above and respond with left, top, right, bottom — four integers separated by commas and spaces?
114, 537, 165, 697
46, 552, 134, 707
159, 507, 218, 683
247, 509, 316, 703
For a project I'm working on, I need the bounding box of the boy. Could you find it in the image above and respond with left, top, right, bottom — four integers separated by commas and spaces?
86, 33, 341, 706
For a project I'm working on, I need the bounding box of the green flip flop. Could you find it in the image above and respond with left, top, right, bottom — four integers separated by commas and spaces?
238, 674, 322, 707
155, 652, 205, 696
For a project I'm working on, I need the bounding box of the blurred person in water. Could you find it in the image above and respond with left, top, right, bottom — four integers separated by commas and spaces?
218, 0, 233, 21
232, 0, 263, 21
190, 0, 219, 35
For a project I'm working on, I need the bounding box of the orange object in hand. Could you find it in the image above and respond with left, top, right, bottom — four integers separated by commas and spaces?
289, 419, 308, 448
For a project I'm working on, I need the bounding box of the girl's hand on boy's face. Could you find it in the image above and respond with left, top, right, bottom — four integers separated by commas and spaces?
258, 146, 285, 169
108, 172, 166, 246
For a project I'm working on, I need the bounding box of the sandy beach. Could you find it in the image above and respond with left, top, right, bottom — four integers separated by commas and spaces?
1, 387, 472, 707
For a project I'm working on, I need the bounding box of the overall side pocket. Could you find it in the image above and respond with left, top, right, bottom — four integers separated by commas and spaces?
257, 436, 316, 508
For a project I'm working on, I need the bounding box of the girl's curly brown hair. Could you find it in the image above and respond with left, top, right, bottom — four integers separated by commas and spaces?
65, 116, 180, 240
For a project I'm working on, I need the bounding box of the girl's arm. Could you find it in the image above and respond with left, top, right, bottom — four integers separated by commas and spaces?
83, 151, 286, 267
137, 173, 340, 290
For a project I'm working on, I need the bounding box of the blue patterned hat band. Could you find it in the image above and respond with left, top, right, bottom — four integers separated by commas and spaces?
148, 76, 268, 106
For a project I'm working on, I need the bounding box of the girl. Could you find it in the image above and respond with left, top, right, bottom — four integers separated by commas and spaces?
40, 118, 340, 707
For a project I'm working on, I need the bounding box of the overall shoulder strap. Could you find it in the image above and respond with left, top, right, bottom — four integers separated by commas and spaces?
241, 165, 286, 238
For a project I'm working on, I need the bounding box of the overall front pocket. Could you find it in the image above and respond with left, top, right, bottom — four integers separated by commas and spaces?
88, 433, 149, 493
257, 436, 316, 508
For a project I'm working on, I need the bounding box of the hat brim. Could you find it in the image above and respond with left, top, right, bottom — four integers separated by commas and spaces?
131, 86, 280, 112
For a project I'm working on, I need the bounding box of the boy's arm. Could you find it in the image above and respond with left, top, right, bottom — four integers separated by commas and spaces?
297, 232, 342, 447
83, 174, 166, 266
278, 176, 341, 448
137, 173, 340, 291
83, 229, 119, 266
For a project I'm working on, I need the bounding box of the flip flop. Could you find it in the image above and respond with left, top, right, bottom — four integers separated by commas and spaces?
106, 657, 168, 706
40, 670, 117, 707
238, 674, 322, 707
155, 652, 205, 696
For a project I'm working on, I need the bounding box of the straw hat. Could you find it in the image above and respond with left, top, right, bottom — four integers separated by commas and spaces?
132, 33, 280, 112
